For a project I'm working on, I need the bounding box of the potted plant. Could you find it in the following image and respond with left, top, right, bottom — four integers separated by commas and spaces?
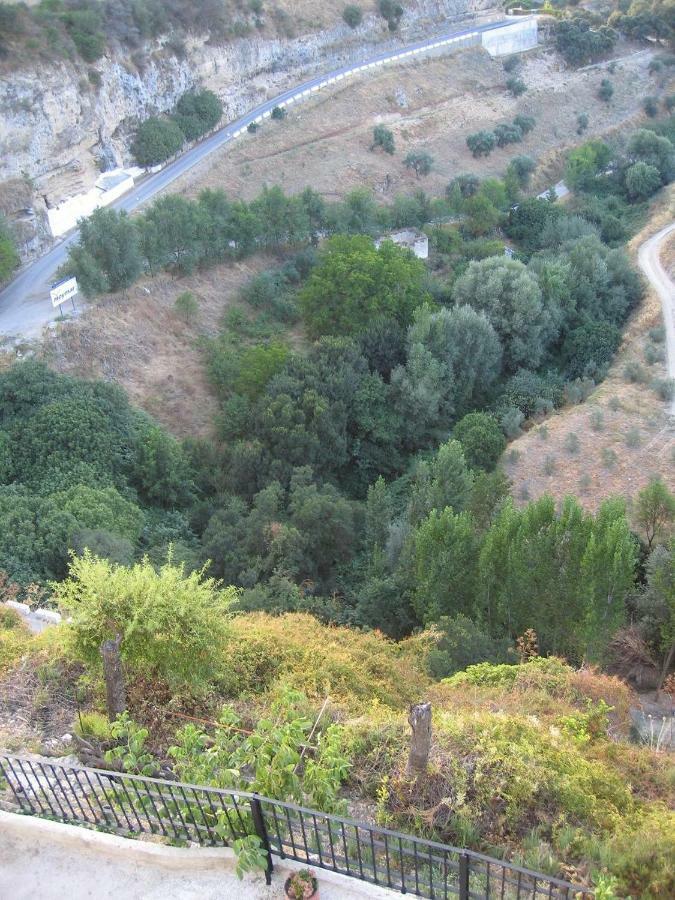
284, 868, 319, 899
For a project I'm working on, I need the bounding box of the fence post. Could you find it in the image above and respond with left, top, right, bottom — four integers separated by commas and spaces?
250, 795, 274, 886
459, 852, 470, 900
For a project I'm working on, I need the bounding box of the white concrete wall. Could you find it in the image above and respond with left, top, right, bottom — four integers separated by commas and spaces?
0, 811, 399, 900
481, 18, 538, 56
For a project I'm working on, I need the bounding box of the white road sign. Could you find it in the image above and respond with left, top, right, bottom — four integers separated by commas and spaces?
50, 277, 78, 308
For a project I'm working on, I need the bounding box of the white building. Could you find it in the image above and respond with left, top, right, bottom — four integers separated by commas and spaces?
375, 228, 429, 260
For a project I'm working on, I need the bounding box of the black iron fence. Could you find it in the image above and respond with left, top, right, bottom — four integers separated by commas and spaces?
0, 754, 593, 899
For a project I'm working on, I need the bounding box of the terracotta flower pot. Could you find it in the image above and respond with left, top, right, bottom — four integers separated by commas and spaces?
284, 871, 319, 900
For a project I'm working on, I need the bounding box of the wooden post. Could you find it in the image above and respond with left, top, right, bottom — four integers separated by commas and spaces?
100, 634, 126, 719
407, 701, 432, 777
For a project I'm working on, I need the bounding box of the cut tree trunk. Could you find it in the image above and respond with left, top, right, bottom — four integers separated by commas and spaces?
100, 634, 126, 719
407, 702, 432, 777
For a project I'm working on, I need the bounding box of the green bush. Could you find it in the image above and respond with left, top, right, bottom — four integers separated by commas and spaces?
453, 412, 506, 471
372, 124, 395, 155
131, 117, 185, 166
271, 105, 287, 121
378, 0, 404, 30
598, 78, 614, 103
171, 89, 222, 141
506, 76, 526, 97
467, 130, 496, 158
343, 4, 363, 27
643, 95, 659, 117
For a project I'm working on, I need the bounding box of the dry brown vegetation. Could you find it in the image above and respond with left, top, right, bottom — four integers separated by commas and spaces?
170, 43, 664, 204
505, 186, 675, 513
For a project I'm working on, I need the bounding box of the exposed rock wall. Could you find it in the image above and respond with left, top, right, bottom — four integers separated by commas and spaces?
0, 1, 495, 261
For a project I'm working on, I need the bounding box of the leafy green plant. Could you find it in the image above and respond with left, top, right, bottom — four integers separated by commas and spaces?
75, 710, 112, 742
104, 712, 156, 775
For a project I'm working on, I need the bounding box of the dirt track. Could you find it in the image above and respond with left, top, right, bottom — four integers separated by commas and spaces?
638, 221, 675, 416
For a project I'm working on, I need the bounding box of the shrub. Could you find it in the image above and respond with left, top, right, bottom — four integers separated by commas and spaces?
494, 123, 523, 147
500, 406, 524, 439
649, 325, 665, 343
643, 95, 659, 117
271, 105, 287, 120
247, 121, 259, 133
643, 342, 664, 365
54, 553, 237, 693
131, 117, 185, 166
624, 360, 648, 384
453, 412, 506, 471
590, 408, 604, 431
513, 114, 536, 135
342, 4, 363, 28
625, 161, 662, 199
652, 377, 675, 401
577, 112, 589, 135
625, 428, 641, 449
467, 130, 496, 158
75, 710, 112, 742
426, 615, 511, 678
598, 78, 614, 103
372, 124, 395, 154
503, 56, 520, 73
601, 447, 617, 468
543, 455, 557, 475
174, 290, 199, 323
564, 432, 580, 455
507, 155, 536, 188
171, 89, 222, 141
404, 151, 433, 177
378, 0, 404, 30
506, 76, 526, 97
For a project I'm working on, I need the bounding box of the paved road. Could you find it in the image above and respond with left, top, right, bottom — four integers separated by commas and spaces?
0, 17, 518, 340
638, 221, 675, 416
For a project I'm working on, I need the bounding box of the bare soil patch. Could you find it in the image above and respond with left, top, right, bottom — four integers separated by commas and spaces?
41, 257, 274, 438
505, 187, 675, 514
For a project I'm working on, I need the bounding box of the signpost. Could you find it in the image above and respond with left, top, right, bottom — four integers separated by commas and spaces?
50, 277, 79, 317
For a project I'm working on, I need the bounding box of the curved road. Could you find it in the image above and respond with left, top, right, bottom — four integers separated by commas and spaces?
0, 17, 519, 340
638, 221, 675, 417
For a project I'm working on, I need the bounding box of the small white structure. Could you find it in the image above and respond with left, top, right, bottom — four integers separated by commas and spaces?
375, 228, 429, 259
46, 167, 139, 238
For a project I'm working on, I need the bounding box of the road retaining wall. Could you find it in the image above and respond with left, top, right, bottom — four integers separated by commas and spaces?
481, 17, 538, 55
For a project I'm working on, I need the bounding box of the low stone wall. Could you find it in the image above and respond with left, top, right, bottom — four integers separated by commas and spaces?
0, 810, 398, 900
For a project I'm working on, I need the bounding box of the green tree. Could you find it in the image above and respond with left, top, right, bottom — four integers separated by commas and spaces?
140, 195, 206, 274
131, 116, 185, 166
635, 478, 675, 550
299, 234, 428, 337
54, 553, 236, 691
67, 208, 142, 296
453, 412, 505, 472
565, 139, 612, 191
404, 151, 433, 177
627, 129, 674, 182
451, 256, 547, 373
372, 124, 395, 154
171, 89, 222, 141
466, 131, 496, 158
598, 78, 614, 102
343, 4, 363, 28
505, 76, 526, 97
133, 424, 194, 508
408, 439, 474, 525
555, 17, 617, 67
624, 161, 662, 200
0, 213, 19, 283
412, 508, 479, 624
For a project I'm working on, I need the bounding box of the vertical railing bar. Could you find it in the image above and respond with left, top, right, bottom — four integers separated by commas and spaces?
232, 795, 249, 835
311, 813, 324, 867
340, 821, 351, 875
105, 774, 136, 832
268, 802, 285, 856
51, 764, 85, 823
202, 788, 221, 845
531, 876, 537, 900
131, 776, 167, 836
370, 829, 379, 883
355, 826, 365, 880
117, 775, 146, 834
191, 788, 215, 844
217, 797, 240, 841
152, 782, 177, 838
71, 767, 102, 825
177, 785, 200, 840
298, 808, 311, 862
16, 759, 50, 816
44, 764, 77, 822
325, 816, 338, 872
413, 841, 421, 895
443, 849, 449, 900
428, 844, 435, 898
485, 860, 490, 900
2, 758, 32, 812
92, 772, 124, 829
500, 863, 506, 900
398, 837, 406, 893
166, 783, 190, 840
284, 806, 298, 857
383, 831, 393, 888
516, 869, 523, 899
36, 762, 68, 820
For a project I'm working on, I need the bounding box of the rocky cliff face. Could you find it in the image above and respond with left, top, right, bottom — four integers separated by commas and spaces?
0, 0, 494, 261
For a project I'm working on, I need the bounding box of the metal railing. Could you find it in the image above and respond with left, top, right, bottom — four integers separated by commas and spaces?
0, 754, 592, 899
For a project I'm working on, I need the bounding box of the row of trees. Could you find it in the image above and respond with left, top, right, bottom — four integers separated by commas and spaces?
131, 89, 223, 166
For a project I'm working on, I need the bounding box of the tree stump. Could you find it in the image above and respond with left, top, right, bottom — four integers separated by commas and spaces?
407, 701, 432, 777
100, 634, 126, 719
